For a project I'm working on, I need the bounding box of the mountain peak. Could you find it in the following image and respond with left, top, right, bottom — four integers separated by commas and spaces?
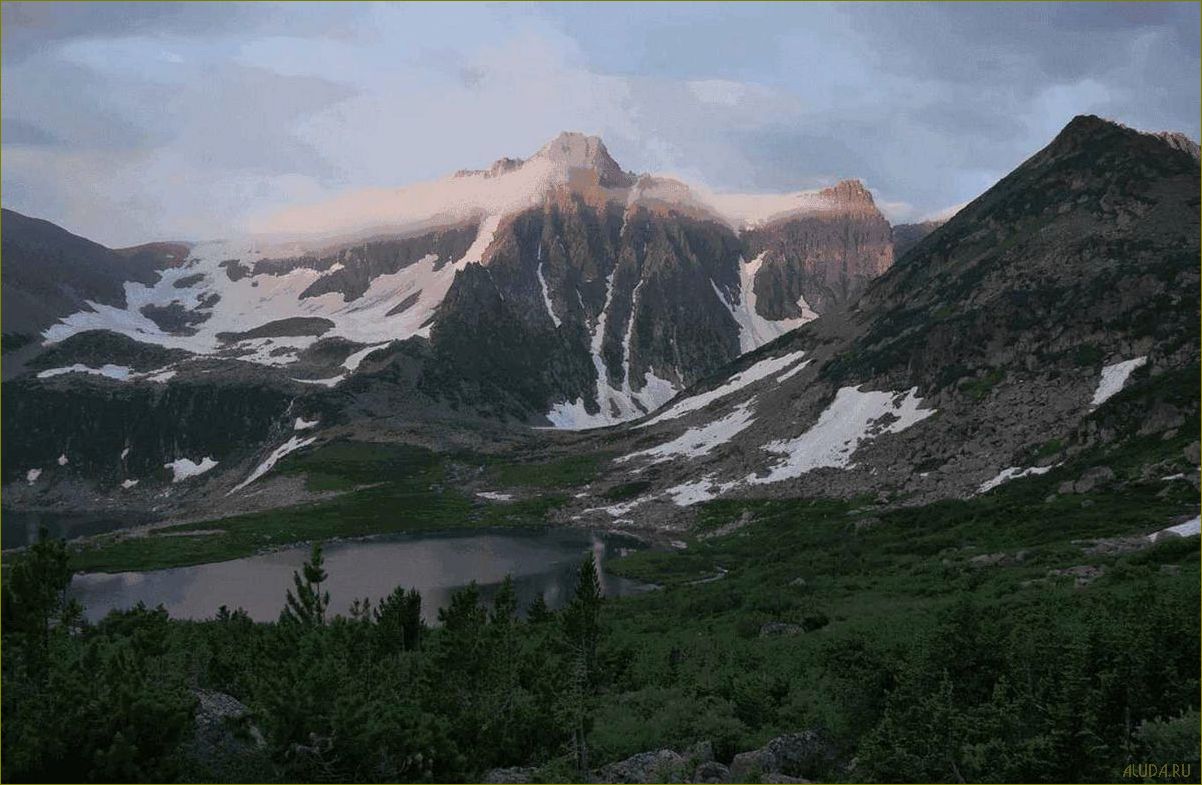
1048, 114, 1200, 161
819, 179, 876, 207
532, 131, 633, 187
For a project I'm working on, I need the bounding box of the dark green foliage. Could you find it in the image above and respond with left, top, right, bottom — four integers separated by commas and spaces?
280, 543, 330, 626
4, 470, 1198, 782
375, 586, 424, 653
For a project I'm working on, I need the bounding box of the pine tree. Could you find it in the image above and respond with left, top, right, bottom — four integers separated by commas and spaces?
281, 543, 330, 626
526, 594, 553, 624
2, 529, 73, 665
375, 586, 423, 653
560, 553, 603, 775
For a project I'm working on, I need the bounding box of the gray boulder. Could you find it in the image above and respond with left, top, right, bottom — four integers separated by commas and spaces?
729, 748, 776, 782
1073, 465, 1115, 493
764, 731, 836, 777
729, 731, 835, 781
599, 749, 688, 783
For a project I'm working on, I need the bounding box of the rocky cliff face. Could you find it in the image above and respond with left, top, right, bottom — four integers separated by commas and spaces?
2, 367, 302, 491
743, 180, 894, 317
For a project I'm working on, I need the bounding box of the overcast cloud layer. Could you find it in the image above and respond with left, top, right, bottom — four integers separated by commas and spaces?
2, 1, 1198, 246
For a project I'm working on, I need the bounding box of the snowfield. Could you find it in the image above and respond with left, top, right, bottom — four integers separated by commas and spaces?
231, 436, 316, 493
37, 363, 180, 383
747, 386, 935, 484
1148, 515, 1201, 542
712, 254, 817, 353
1091, 356, 1147, 406
620, 400, 758, 464
164, 457, 219, 483
36, 133, 865, 432
978, 465, 1054, 493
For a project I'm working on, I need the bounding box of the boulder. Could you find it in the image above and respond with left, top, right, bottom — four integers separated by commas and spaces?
193, 689, 264, 754
1184, 441, 1201, 465
598, 749, 688, 783
691, 761, 731, 783
1048, 564, 1105, 588
729, 748, 776, 781
762, 731, 837, 778
1073, 466, 1115, 494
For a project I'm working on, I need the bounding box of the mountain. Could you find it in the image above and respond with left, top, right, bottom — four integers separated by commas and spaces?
3, 133, 895, 419
561, 115, 1200, 528
0, 210, 178, 343
4, 118, 1196, 526
890, 219, 945, 260
1, 131, 896, 504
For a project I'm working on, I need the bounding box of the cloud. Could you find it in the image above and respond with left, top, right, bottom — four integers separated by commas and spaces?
1, 2, 1197, 246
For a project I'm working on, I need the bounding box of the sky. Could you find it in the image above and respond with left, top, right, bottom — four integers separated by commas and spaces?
2, 1, 1198, 247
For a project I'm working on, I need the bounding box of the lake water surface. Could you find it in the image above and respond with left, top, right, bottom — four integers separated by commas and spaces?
71, 528, 654, 623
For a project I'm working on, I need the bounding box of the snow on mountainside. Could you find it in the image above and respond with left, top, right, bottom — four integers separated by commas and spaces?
17, 131, 896, 427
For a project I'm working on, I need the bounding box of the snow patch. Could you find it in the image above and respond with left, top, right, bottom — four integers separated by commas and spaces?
642, 350, 807, 426
1148, 515, 1201, 542
121, 479, 139, 489
544, 272, 678, 429
476, 491, 514, 501
343, 342, 392, 371
294, 417, 319, 431
164, 456, 219, 483
536, 260, 562, 328
583, 498, 648, 518
1091, 356, 1147, 406
57, 454, 69, 466
231, 436, 316, 492
38, 363, 132, 381
748, 387, 934, 484
25, 469, 41, 484
293, 375, 343, 387
664, 477, 732, 506
978, 465, 1054, 494
712, 254, 816, 353
621, 400, 758, 464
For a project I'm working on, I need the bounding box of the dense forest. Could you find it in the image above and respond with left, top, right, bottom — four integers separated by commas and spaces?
3, 489, 1200, 784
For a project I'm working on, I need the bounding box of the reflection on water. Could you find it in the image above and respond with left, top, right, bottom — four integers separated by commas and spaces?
71, 528, 653, 623
3, 509, 157, 549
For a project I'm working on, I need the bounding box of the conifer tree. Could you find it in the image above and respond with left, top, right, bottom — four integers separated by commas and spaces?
281, 543, 330, 626
560, 553, 603, 775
